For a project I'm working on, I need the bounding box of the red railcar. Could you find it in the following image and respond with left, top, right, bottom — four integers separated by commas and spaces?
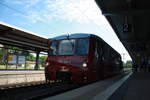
45, 33, 123, 84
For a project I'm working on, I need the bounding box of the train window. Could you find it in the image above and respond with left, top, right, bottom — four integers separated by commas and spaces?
49, 41, 57, 55
94, 42, 99, 59
97, 42, 103, 58
58, 39, 75, 55
103, 46, 110, 60
76, 38, 89, 55
94, 40, 103, 59
49, 38, 89, 56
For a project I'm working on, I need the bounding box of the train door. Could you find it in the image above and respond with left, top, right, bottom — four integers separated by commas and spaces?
114, 55, 123, 73
93, 39, 104, 79
102, 44, 111, 77
90, 38, 98, 80
108, 50, 115, 74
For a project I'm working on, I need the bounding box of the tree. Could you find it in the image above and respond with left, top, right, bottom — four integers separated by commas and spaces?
126, 60, 132, 68
126, 60, 132, 65
39, 56, 47, 67
26, 54, 36, 61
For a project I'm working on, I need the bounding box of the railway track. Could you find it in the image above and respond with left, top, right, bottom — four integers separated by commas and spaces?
0, 81, 45, 90
0, 81, 79, 100
0, 71, 79, 100
0, 71, 131, 100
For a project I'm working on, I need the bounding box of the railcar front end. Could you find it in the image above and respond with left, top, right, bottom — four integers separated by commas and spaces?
45, 37, 93, 84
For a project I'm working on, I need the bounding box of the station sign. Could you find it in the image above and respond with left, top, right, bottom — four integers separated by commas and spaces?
18, 56, 25, 64
8, 55, 17, 64
8, 55, 25, 64
123, 24, 132, 33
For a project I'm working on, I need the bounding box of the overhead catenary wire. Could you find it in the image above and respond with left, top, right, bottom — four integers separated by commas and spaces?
0, 2, 28, 16
0, 2, 57, 37
0, 1, 118, 40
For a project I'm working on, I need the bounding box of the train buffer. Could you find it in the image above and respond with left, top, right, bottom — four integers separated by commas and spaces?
43, 71, 150, 100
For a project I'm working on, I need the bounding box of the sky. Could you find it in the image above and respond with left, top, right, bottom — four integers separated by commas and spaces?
0, 0, 131, 62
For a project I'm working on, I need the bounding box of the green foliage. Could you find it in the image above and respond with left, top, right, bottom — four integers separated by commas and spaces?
0, 48, 3, 60
126, 60, 132, 65
40, 56, 47, 62
26, 54, 36, 61
126, 60, 132, 68
122, 61, 126, 67
39, 56, 47, 67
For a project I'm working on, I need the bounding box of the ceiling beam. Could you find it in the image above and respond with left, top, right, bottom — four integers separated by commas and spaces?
102, 10, 150, 16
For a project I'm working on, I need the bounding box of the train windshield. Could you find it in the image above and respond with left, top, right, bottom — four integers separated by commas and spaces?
58, 39, 75, 55
49, 38, 89, 55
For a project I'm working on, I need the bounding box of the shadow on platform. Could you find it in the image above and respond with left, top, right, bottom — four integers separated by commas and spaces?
109, 71, 150, 100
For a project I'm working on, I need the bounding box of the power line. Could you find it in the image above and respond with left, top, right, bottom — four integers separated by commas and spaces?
0, 2, 58, 37
0, 1, 114, 39
0, 2, 27, 16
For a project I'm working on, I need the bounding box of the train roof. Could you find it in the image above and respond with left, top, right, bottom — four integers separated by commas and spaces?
49, 33, 92, 40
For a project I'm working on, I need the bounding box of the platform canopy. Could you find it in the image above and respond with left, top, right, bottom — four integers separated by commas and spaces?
96, 0, 150, 63
0, 22, 50, 52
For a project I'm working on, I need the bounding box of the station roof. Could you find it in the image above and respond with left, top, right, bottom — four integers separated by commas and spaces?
0, 22, 50, 52
95, 0, 150, 62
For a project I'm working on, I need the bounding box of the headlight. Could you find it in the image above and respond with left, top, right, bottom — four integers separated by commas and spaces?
82, 62, 87, 67
45, 62, 50, 66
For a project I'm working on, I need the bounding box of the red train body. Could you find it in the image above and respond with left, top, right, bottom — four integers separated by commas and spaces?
45, 34, 123, 84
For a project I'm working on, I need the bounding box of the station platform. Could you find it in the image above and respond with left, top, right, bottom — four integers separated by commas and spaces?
0, 70, 45, 86
44, 71, 132, 100
109, 71, 150, 100
44, 71, 150, 100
